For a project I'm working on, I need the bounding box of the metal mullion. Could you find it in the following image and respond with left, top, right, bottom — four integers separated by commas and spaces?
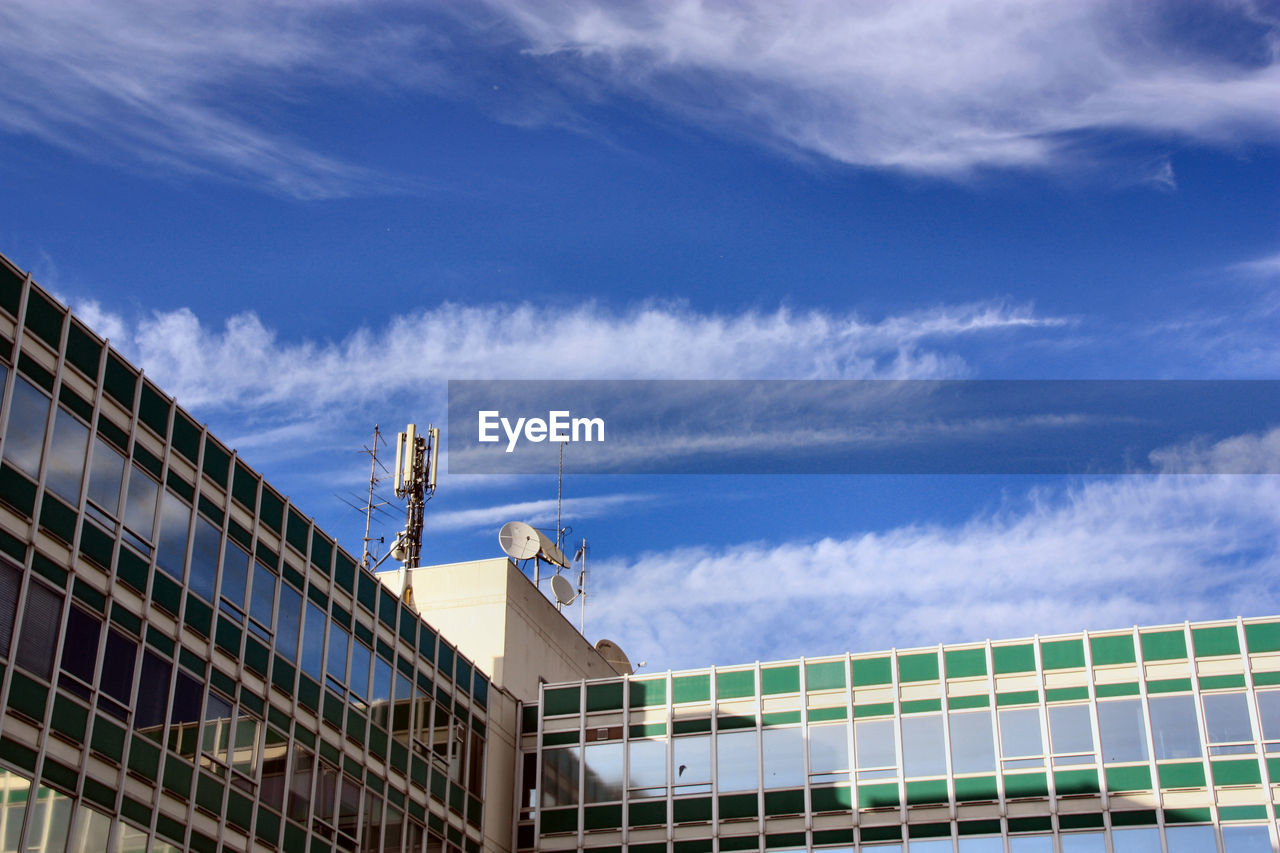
891, 646, 906, 848
935, 641, 957, 850
621, 679, 631, 851
844, 651, 857, 838
710, 665, 719, 850
798, 655, 811, 845
1131, 625, 1168, 853
1031, 635, 1059, 852
667, 668, 676, 851
1183, 620, 1217, 853
577, 678, 585, 852
1237, 617, 1277, 853
1080, 629, 1114, 853
0, 270, 31, 448
533, 683, 544, 853
753, 662, 763, 848
982, 638, 1007, 853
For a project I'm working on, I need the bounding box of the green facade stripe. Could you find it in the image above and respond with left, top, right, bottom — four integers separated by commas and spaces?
1164, 807, 1212, 824
945, 647, 987, 678
1218, 805, 1269, 822
1094, 682, 1140, 697
673, 674, 710, 704
898, 652, 939, 683
761, 664, 799, 695
1002, 772, 1047, 798
718, 793, 757, 820
1007, 816, 1052, 833
762, 789, 803, 816
905, 779, 948, 805
810, 785, 852, 812
1059, 812, 1104, 829
1252, 671, 1280, 686
1041, 638, 1086, 670
1245, 622, 1280, 653
541, 731, 579, 746
853, 702, 895, 718
900, 699, 942, 714
1146, 677, 1193, 694
1157, 761, 1206, 789
1140, 629, 1187, 661
542, 686, 579, 716
857, 783, 898, 809
908, 822, 951, 839
805, 660, 846, 691
1105, 764, 1152, 791
760, 711, 801, 727
851, 656, 892, 686
1045, 686, 1089, 702
808, 706, 847, 722
717, 669, 755, 699
1090, 633, 1136, 665
1055, 768, 1100, 795
585, 681, 623, 712
948, 694, 990, 709
1193, 625, 1241, 657
1199, 674, 1246, 690
958, 819, 1002, 835
992, 643, 1036, 674
996, 690, 1039, 707
954, 775, 998, 801
1111, 809, 1158, 827
1210, 758, 1262, 786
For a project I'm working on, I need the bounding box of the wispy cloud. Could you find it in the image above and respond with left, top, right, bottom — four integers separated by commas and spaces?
429, 493, 649, 532
486, 0, 1280, 175
585, 461, 1280, 670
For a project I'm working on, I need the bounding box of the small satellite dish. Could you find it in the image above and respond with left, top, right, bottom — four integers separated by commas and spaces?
551, 574, 576, 606
498, 521, 570, 568
595, 638, 634, 676
499, 521, 541, 560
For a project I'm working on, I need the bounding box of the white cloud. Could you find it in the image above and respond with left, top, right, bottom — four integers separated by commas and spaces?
428, 493, 649, 532
585, 471, 1280, 671
486, 0, 1280, 175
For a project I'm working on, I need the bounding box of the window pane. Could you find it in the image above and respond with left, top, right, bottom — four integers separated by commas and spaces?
4, 378, 48, 476
202, 692, 234, 766
902, 715, 946, 777
301, 602, 326, 679
169, 669, 204, 759
762, 727, 805, 788
99, 628, 137, 706
288, 746, 314, 822
261, 727, 287, 812
673, 735, 711, 787
327, 623, 349, 684
59, 605, 100, 687
999, 707, 1043, 759
809, 723, 850, 774
350, 641, 371, 701
856, 718, 897, 769
541, 747, 579, 807
1222, 825, 1271, 852
135, 650, 171, 733
1060, 834, 1106, 853
910, 841, 952, 852
1165, 825, 1216, 853
15, 581, 62, 680
583, 743, 624, 802
628, 739, 666, 791
250, 562, 276, 629
717, 729, 758, 792
1111, 827, 1160, 853
1149, 695, 1201, 760
26, 785, 71, 853
1098, 700, 1148, 763
0, 769, 30, 853
0, 559, 20, 658
68, 803, 113, 853
1049, 704, 1094, 756
122, 465, 158, 539
155, 491, 190, 581
276, 584, 301, 661
1008, 837, 1052, 853
949, 710, 995, 774
86, 437, 124, 515
215, 540, 248, 610
958, 838, 1005, 852
233, 713, 261, 777
45, 408, 89, 501
1205, 693, 1253, 744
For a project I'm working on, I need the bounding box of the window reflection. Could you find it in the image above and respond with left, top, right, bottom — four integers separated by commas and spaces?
855, 718, 897, 777
1060, 833, 1106, 852
3, 378, 49, 476
98, 627, 137, 720
169, 669, 204, 759
155, 491, 191, 581
717, 729, 757, 791
958, 837, 1006, 852
45, 408, 88, 502
1049, 704, 1095, 764
67, 803, 112, 853
86, 436, 124, 516
628, 738, 666, 794
349, 640, 371, 702
301, 602, 326, 679
289, 745, 315, 822
276, 584, 302, 661
249, 561, 276, 638
949, 710, 995, 774
1111, 827, 1160, 852
998, 707, 1043, 764
15, 582, 62, 681
1098, 700, 1148, 763
1008, 836, 1053, 852
202, 692, 235, 769
541, 747, 580, 807
0, 767, 30, 852
673, 735, 711, 790
808, 722, 849, 777
583, 742, 624, 802
901, 715, 946, 778
59, 605, 100, 699
261, 727, 288, 813
1204, 692, 1254, 754
122, 465, 158, 541
1221, 825, 1271, 852
1149, 695, 1201, 760
135, 650, 172, 737
25, 784, 72, 853
1164, 824, 1215, 853
762, 727, 805, 788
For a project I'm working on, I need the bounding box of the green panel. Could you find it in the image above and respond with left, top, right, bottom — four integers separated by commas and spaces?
764, 833, 805, 850
31, 552, 67, 586
1164, 807, 1212, 824
1193, 625, 1240, 657
539, 806, 577, 835
1105, 765, 1152, 791
38, 493, 77, 543
1157, 761, 1206, 789
120, 796, 152, 830
718, 792, 758, 819
23, 288, 64, 346
586, 681, 623, 712
103, 353, 137, 406
673, 674, 710, 704
57, 386, 92, 421
851, 656, 892, 686
812, 829, 855, 846
259, 488, 284, 533
908, 823, 951, 839
805, 660, 846, 691
1091, 633, 1136, 665
992, 643, 1036, 674
808, 706, 847, 722
674, 841, 712, 853
1007, 817, 1052, 833
853, 702, 895, 717
857, 783, 899, 809
1218, 805, 1269, 821
1111, 809, 1158, 827
1211, 758, 1262, 786
996, 691, 1038, 707
898, 652, 939, 683
183, 595, 212, 636
128, 737, 160, 777
0, 463, 37, 517
958, 820, 1003, 836
138, 382, 170, 437
630, 678, 665, 708
762, 789, 804, 816
1147, 678, 1193, 694
628, 800, 667, 827
1140, 630, 1187, 661
946, 647, 987, 679
1252, 671, 1280, 686
717, 669, 755, 699
954, 775, 998, 801
542, 731, 579, 746
162, 756, 194, 797
905, 779, 948, 805
761, 665, 799, 695
1094, 682, 1140, 697
673, 718, 712, 735
1045, 686, 1090, 702
1041, 638, 1086, 670
0, 736, 36, 772
41, 757, 77, 792
1058, 812, 1104, 829
50, 694, 88, 741
900, 699, 942, 714
760, 711, 800, 727
1002, 772, 1048, 798
334, 551, 356, 594
809, 785, 852, 812
860, 825, 903, 843
1245, 622, 1280, 653
82, 777, 115, 811
310, 529, 332, 574
6, 671, 48, 722
1268, 757, 1280, 780
17, 353, 53, 390
630, 723, 667, 738
1199, 674, 1246, 690
0, 263, 21, 316
196, 772, 225, 814
77, 520, 114, 569
720, 834, 762, 851
1054, 768, 1100, 795
673, 796, 713, 822
543, 686, 580, 716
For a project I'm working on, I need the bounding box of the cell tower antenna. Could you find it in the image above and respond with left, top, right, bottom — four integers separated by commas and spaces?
358, 425, 392, 569
393, 424, 440, 570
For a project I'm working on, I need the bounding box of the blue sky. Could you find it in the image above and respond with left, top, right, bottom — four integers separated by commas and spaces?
2, 0, 1279, 671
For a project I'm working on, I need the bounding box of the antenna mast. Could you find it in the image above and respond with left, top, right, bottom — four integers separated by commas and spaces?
358, 425, 391, 569
394, 424, 440, 570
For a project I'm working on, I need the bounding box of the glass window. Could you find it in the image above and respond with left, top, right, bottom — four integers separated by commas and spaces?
902, 715, 946, 777
135, 650, 172, 735
187, 516, 221, 602
337, 774, 361, 841
276, 584, 301, 661
762, 727, 805, 788
202, 692, 234, 767
112, 823, 150, 853
233, 712, 262, 778
1098, 699, 1148, 763
1059, 835, 1105, 853
958, 838, 1005, 852
86, 436, 125, 516
949, 710, 996, 774
1008, 837, 1052, 853
998, 707, 1043, 760
0, 559, 20, 658
628, 738, 666, 793
315, 760, 338, 824
67, 803, 112, 853
809, 722, 850, 776
249, 561, 276, 634
59, 604, 100, 695
45, 408, 89, 501
348, 640, 371, 702
1257, 690, 1280, 744
1111, 827, 1160, 853
0, 769, 30, 853
1165, 825, 1216, 853
855, 717, 897, 775
717, 729, 758, 791
25, 785, 71, 853
169, 669, 204, 759
15, 581, 62, 680
541, 747, 579, 807
300, 601, 326, 678
4, 378, 49, 476
583, 742, 624, 802
390, 673, 413, 745
220, 540, 249, 611
673, 735, 711, 789
155, 491, 190, 581
326, 623, 349, 687
1049, 704, 1094, 763
288, 745, 314, 822
261, 727, 288, 812
1204, 692, 1254, 752
910, 841, 952, 852
370, 655, 392, 729
98, 628, 137, 713
122, 465, 158, 540
1221, 825, 1272, 852
1149, 694, 1201, 760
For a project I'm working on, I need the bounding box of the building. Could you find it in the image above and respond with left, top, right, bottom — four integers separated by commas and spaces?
0, 250, 1278, 853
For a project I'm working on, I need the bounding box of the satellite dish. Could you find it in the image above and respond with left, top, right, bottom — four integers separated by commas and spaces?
498, 521, 570, 569
551, 574, 576, 606
595, 638, 634, 676
499, 521, 540, 560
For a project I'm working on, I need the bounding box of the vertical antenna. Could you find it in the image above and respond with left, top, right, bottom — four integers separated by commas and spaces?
394, 424, 440, 571
359, 425, 390, 569
556, 442, 564, 551
576, 538, 588, 634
